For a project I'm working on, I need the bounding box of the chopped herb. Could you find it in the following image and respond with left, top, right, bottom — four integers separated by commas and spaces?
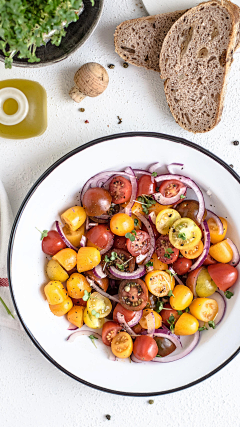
208, 320, 216, 329
156, 354, 162, 358
185, 307, 190, 313
180, 195, 186, 199
82, 290, 91, 301
167, 314, 175, 332
168, 290, 174, 297
134, 218, 139, 227
0, 297, 15, 319
125, 231, 136, 242
178, 232, 186, 240
177, 310, 183, 315
91, 309, 100, 318
146, 261, 153, 268
198, 325, 208, 331
156, 301, 164, 313
151, 172, 158, 177
89, 334, 98, 348
137, 195, 156, 215
224, 290, 234, 299
166, 248, 174, 254
110, 252, 118, 261
164, 247, 174, 259
116, 263, 125, 271
35, 227, 48, 240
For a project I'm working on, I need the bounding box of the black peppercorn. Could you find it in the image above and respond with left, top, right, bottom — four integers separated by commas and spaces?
108, 64, 115, 69
123, 62, 129, 68
233, 140, 239, 146
106, 414, 111, 420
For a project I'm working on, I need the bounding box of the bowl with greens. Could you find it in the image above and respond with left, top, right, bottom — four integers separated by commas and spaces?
0, 0, 103, 68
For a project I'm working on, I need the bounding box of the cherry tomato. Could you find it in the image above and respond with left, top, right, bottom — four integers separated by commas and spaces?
83, 307, 105, 329
109, 176, 132, 204
154, 337, 176, 357
86, 224, 114, 250
139, 308, 162, 329
85, 269, 109, 292
180, 240, 204, 259
158, 180, 186, 204
49, 297, 73, 317
208, 263, 238, 291
176, 200, 207, 226
170, 285, 193, 310
195, 267, 217, 297
46, 259, 69, 282
161, 303, 180, 325
111, 331, 133, 358
172, 257, 192, 275
146, 292, 159, 310
169, 218, 202, 250
61, 206, 86, 231
203, 253, 217, 265
155, 208, 181, 235
132, 323, 144, 334
150, 252, 168, 271
145, 270, 175, 297
133, 335, 158, 361
156, 235, 179, 264
113, 236, 127, 250
137, 175, 156, 197
103, 248, 135, 279
71, 297, 87, 307
44, 281, 68, 305
102, 321, 122, 346
77, 247, 101, 273
42, 230, 66, 256
118, 279, 148, 311
87, 292, 112, 318
209, 240, 233, 263
82, 188, 112, 216
67, 273, 91, 299
52, 248, 77, 271
67, 305, 85, 328
190, 298, 218, 322
174, 313, 199, 336
126, 230, 150, 257
113, 303, 136, 323
207, 216, 227, 244
110, 213, 134, 236
62, 223, 85, 248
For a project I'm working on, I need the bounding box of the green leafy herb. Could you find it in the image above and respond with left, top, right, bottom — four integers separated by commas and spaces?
208, 320, 216, 329
185, 307, 190, 313
82, 290, 91, 301
104, 252, 118, 263
35, 227, 48, 241
168, 290, 174, 297
91, 309, 100, 318
151, 172, 158, 177
137, 195, 156, 215
178, 232, 186, 240
166, 269, 176, 277
156, 355, 162, 358
167, 314, 175, 332
0, 297, 15, 319
224, 290, 234, 299
116, 263, 125, 271
134, 218, 139, 227
89, 334, 98, 348
164, 248, 174, 259
146, 261, 153, 268
125, 231, 136, 241
180, 195, 186, 199
177, 310, 183, 315
198, 325, 208, 331
156, 301, 164, 313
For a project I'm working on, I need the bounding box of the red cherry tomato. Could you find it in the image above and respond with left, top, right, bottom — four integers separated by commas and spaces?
86, 225, 114, 250
114, 236, 127, 250
161, 303, 180, 325
109, 176, 132, 204
133, 335, 158, 361
126, 230, 151, 257
42, 230, 66, 256
85, 270, 109, 292
71, 297, 87, 307
159, 180, 186, 204
132, 323, 144, 334
137, 175, 156, 197
156, 235, 179, 264
82, 188, 112, 216
113, 303, 136, 323
208, 264, 238, 291
118, 279, 148, 311
203, 253, 217, 265
102, 321, 122, 346
172, 257, 192, 275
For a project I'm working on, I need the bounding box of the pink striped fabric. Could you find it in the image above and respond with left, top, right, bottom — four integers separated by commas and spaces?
0, 278, 9, 287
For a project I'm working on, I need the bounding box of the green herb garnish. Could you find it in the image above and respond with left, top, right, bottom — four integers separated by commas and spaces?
177, 310, 183, 315
35, 227, 48, 240
167, 314, 175, 332
116, 263, 125, 271
185, 307, 190, 313
156, 301, 164, 313
91, 309, 100, 318
125, 231, 136, 241
178, 232, 186, 240
208, 320, 216, 329
146, 261, 153, 268
151, 172, 158, 177
134, 218, 139, 227
168, 290, 174, 297
0, 297, 15, 319
82, 290, 91, 301
224, 290, 234, 299
166, 269, 176, 277
137, 195, 156, 215
198, 325, 208, 331
89, 334, 98, 348
180, 195, 186, 199
164, 248, 174, 259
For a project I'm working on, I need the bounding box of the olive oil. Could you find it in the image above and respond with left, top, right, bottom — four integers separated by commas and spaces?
0, 79, 47, 139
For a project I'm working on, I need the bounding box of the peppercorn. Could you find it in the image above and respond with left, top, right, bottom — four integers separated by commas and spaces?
108, 64, 115, 69
233, 140, 239, 146
230, 164, 234, 168
123, 62, 129, 68
149, 399, 154, 405
79, 108, 85, 112
106, 414, 111, 420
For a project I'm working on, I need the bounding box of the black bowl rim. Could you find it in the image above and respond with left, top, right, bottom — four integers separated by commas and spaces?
0, 0, 104, 68
7, 131, 240, 396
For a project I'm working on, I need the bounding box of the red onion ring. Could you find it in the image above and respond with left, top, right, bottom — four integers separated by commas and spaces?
148, 211, 156, 225
55, 221, 78, 251
186, 267, 204, 297
148, 162, 161, 174
153, 185, 187, 205
128, 310, 143, 327
117, 313, 137, 336
86, 217, 98, 231
133, 169, 155, 183
168, 267, 184, 286
136, 253, 148, 264
198, 292, 226, 328
188, 220, 211, 272
67, 324, 78, 331
124, 167, 137, 217
142, 325, 182, 346
153, 332, 182, 350
167, 163, 184, 174
108, 265, 146, 279
67, 330, 102, 342
207, 210, 224, 235
86, 277, 119, 303
80, 235, 86, 247
226, 238, 240, 267
133, 212, 155, 264
93, 264, 107, 279
131, 354, 144, 363
155, 174, 205, 223
100, 235, 114, 256
146, 312, 155, 336
152, 331, 200, 363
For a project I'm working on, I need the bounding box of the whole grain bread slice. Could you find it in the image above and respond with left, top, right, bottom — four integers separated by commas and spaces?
159, 1, 239, 133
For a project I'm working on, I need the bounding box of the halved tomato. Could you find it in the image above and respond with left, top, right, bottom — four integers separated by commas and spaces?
169, 218, 202, 250
158, 180, 186, 205
208, 264, 238, 291
86, 224, 114, 251
102, 321, 122, 346
109, 176, 132, 204
126, 230, 150, 257
155, 208, 181, 235
118, 279, 148, 311
156, 235, 179, 264
137, 175, 156, 197
180, 240, 204, 259
190, 298, 218, 322
113, 303, 136, 323
145, 270, 175, 297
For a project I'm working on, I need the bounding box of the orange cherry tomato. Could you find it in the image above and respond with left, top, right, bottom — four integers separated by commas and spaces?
52, 248, 77, 271
139, 308, 162, 329
145, 270, 175, 297
110, 213, 134, 236
180, 240, 204, 259
77, 247, 101, 273
49, 296, 73, 317
62, 223, 85, 248
207, 217, 227, 244
150, 252, 168, 271
111, 332, 133, 358
61, 206, 86, 231
209, 240, 233, 263
67, 273, 91, 299
67, 305, 85, 328
174, 313, 199, 336
169, 285, 193, 310
190, 298, 218, 322
44, 281, 68, 305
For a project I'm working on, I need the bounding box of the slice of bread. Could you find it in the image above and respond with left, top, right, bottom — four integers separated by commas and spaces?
159, 1, 239, 133
114, 10, 187, 72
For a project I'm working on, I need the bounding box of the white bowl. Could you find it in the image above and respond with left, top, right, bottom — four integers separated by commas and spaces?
8, 132, 240, 396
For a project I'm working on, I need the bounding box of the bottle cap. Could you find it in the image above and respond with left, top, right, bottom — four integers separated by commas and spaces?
0, 87, 29, 126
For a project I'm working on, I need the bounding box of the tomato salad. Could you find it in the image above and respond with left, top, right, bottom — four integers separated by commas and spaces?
40, 163, 239, 363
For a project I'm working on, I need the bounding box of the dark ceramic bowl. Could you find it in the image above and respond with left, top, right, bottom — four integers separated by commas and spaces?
0, 0, 104, 68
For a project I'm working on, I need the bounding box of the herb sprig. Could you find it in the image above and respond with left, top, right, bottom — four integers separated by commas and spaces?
137, 195, 156, 215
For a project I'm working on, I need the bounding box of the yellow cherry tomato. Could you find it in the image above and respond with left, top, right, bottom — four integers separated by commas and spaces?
111, 331, 133, 358
139, 308, 162, 329
83, 307, 105, 329
46, 259, 69, 282
62, 223, 85, 248
67, 305, 85, 328
174, 313, 199, 336
156, 208, 181, 235
170, 284, 193, 310
149, 202, 172, 216
67, 273, 91, 299
190, 298, 218, 322
180, 240, 204, 259
145, 270, 175, 297
49, 296, 73, 317
87, 292, 112, 318
52, 248, 77, 271
77, 247, 101, 273
44, 281, 68, 305
209, 240, 233, 263
132, 201, 144, 215
110, 213, 134, 236
169, 218, 202, 250
61, 206, 86, 231
207, 216, 227, 244
150, 252, 168, 271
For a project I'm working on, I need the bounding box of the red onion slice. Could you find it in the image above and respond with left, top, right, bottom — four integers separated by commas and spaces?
152, 331, 200, 363
207, 210, 223, 235
124, 167, 137, 217
55, 221, 78, 251
148, 211, 156, 226
136, 253, 148, 264
131, 354, 144, 363
128, 310, 143, 327
186, 266, 203, 297
146, 312, 155, 336
67, 324, 78, 331
86, 217, 98, 231
80, 235, 86, 247
99, 235, 114, 256
117, 313, 137, 336
188, 220, 211, 272
168, 267, 184, 286
134, 212, 155, 265
226, 238, 240, 267
148, 162, 161, 174
108, 265, 146, 279
86, 277, 119, 303
67, 330, 102, 342
167, 163, 184, 174
153, 185, 187, 205
108, 351, 117, 361
153, 332, 182, 350
198, 292, 226, 328
93, 264, 107, 279
155, 174, 205, 223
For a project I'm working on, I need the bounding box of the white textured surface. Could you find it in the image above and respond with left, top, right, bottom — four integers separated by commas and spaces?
0, 0, 240, 425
